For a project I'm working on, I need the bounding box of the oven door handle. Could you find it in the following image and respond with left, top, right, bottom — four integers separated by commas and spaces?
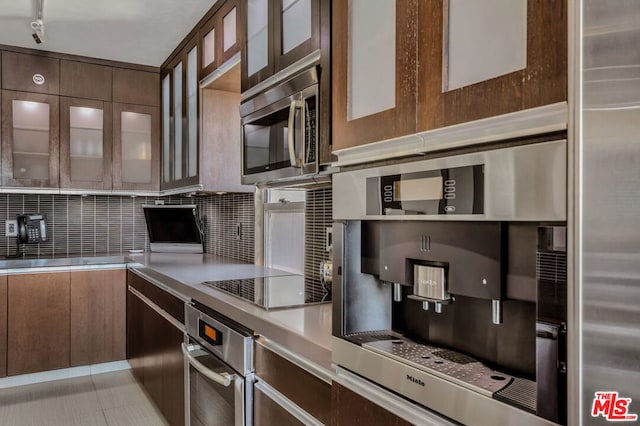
181, 343, 236, 387
287, 99, 302, 168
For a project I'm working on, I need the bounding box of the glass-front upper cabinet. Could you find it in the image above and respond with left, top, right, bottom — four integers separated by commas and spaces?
1, 90, 60, 188
200, 0, 240, 79
113, 103, 159, 191
243, 0, 272, 89
242, 0, 321, 92
274, 0, 319, 70
161, 39, 199, 190
332, 0, 417, 151
60, 98, 112, 190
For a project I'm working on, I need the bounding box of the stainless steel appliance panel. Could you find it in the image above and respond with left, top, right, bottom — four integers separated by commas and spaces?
183, 304, 254, 426
184, 343, 248, 426
332, 222, 392, 337
241, 67, 319, 185
333, 140, 566, 221
332, 338, 556, 426
185, 304, 253, 376
578, 0, 640, 423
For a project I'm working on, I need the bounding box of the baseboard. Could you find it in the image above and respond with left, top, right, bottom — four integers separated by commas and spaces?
0, 360, 131, 389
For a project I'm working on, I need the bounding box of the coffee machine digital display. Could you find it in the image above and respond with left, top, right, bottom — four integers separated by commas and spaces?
366, 164, 484, 215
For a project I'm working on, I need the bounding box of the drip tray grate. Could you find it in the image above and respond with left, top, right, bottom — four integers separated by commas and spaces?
364, 339, 515, 397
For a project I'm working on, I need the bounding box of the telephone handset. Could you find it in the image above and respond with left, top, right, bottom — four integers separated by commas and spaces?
17, 214, 48, 244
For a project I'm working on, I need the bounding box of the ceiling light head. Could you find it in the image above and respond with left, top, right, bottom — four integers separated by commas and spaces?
30, 19, 44, 44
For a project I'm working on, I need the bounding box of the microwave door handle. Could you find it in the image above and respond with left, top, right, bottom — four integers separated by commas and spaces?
287, 100, 302, 167
181, 343, 236, 387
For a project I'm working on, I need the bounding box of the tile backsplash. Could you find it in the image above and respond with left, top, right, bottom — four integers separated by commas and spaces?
0, 193, 256, 261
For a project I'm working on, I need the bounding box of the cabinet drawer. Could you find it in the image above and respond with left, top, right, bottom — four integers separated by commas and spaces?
255, 341, 331, 425
254, 385, 305, 426
1, 51, 60, 94
127, 271, 184, 323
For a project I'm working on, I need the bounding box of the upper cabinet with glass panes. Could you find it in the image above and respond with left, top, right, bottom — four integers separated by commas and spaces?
332, 0, 568, 152
200, 0, 241, 80
241, 0, 323, 92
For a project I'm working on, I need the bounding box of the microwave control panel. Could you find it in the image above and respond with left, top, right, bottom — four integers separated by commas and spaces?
366, 165, 484, 216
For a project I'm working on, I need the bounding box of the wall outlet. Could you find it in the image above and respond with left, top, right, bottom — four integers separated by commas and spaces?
5, 220, 18, 237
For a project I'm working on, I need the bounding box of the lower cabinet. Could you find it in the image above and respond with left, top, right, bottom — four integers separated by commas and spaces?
254, 384, 304, 426
7, 272, 71, 376
126, 271, 185, 426
70, 268, 126, 366
6, 267, 125, 377
254, 339, 332, 425
331, 382, 413, 426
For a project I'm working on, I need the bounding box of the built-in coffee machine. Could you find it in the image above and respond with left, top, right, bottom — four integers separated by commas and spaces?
332, 140, 567, 425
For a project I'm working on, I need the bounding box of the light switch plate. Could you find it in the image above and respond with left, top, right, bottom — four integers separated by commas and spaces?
5, 219, 17, 237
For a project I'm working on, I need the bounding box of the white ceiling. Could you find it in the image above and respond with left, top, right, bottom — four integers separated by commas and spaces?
0, 0, 219, 67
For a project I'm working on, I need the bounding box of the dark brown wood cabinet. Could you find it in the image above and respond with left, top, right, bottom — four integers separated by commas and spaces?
331, 382, 412, 426
332, 0, 417, 152
332, 0, 567, 151
255, 340, 331, 425
241, 0, 325, 92
1, 51, 60, 95
0, 275, 7, 379
1, 90, 60, 188
112, 102, 160, 191
254, 385, 304, 426
126, 271, 185, 426
112, 68, 161, 107
7, 272, 70, 376
161, 36, 200, 191
60, 60, 113, 101
70, 268, 126, 366
127, 282, 145, 383
201, 0, 242, 79
60, 97, 113, 190
418, 0, 568, 132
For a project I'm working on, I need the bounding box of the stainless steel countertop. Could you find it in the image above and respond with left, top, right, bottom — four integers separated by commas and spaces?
129, 255, 333, 372
0, 252, 333, 374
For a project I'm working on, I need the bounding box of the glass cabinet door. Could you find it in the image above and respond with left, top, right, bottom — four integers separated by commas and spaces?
162, 74, 171, 185
1, 90, 59, 187
219, 0, 240, 65
173, 61, 183, 181
243, 0, 272, 90
275, 0, 319, 70
187, 46, 198, 179
60, 97, 112, 190
113, 103, 159, 191
201, 17, 217, 78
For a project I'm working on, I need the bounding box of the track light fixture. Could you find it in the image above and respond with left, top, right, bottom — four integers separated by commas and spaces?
30, 0, 45, 44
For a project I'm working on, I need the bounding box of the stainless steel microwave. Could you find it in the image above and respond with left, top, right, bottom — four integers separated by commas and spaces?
240, 66, 318, 185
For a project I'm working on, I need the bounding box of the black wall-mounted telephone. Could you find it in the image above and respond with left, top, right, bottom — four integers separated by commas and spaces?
17, 213, 48, 244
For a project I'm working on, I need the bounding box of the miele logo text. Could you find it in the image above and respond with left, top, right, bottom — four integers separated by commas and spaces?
406, 374, 425, 387
592, 392, 638, 421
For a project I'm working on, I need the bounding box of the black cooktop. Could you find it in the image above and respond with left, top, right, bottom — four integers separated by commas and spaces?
202, 274, 330, 310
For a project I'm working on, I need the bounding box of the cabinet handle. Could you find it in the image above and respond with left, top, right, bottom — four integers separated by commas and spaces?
288, 99, 302, 168
181, 343, 236, 387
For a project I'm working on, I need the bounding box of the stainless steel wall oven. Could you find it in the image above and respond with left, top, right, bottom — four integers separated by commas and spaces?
332, 140, 568, 425
183, 302, 255, 426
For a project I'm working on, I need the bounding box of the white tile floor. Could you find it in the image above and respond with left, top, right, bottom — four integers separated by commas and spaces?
0, 369, 168, 426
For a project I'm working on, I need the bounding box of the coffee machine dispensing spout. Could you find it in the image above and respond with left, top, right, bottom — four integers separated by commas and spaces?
393, 283, 403, 302
492, 300, 503, 324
